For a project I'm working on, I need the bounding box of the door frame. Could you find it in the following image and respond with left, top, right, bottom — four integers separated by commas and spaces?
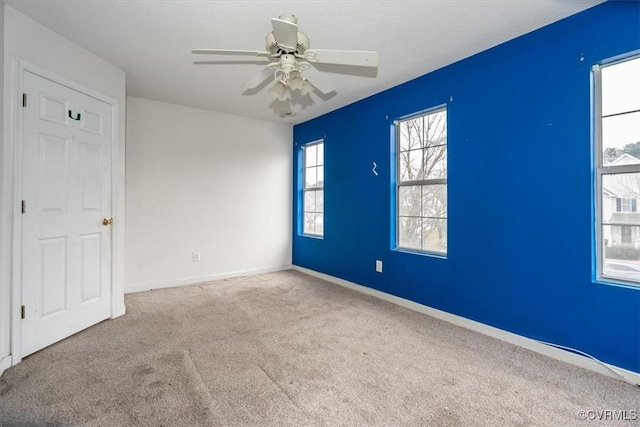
3, 59, 124, 366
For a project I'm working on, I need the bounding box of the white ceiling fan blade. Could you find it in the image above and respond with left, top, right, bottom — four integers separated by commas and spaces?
192, 49, 271, 57
241, 63, 278, 91
304, 49, 378, 67
194, 59, 270, 65
271, 18, 298, 50
300, 62, 336, 94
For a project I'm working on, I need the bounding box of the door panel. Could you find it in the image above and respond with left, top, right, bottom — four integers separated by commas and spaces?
79, 107, 103, 135
39, 92, 68, 126
79, 143, 102, 211
38, 134, 68, 212
39, 237, 67, 317
79, 233, 101, 303
21, 71, 112, 357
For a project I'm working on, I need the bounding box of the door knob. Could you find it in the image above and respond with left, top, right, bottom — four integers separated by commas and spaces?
102, 218, 113, 226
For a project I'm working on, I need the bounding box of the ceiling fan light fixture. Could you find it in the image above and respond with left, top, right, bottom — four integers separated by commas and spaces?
269, 81, 291, 101
287, 71, 305, 91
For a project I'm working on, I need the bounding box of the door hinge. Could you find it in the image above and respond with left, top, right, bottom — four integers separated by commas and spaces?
22, 93, 27, 108
21, 200, 26, 214
21, 305, 25, 319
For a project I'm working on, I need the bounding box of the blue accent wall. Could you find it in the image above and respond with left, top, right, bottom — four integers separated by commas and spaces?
293, 1, 640, 373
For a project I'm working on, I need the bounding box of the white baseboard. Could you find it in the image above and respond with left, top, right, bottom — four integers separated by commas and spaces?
125, 265, 293, 294
293, 265, 640, 386
0, 355, 12, 377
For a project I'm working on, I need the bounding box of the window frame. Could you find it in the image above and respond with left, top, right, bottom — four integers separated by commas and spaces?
394, 105, 448, 256
594, 53, 640, 287
301, 139, 324, 238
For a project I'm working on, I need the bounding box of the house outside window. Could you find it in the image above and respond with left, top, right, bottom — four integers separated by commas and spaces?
595, 54, 640, 285
395, 106, 447, 255
616, 197, 636, 213
302, 140, 324, 237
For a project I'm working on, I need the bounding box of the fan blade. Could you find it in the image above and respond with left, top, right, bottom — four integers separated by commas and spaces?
303, 49, 378, 67
194, 60, 270, 65
271, 18, 298, 50
192, 49, 271, 57
300, 62, 336, 94
241, 64, 278, 91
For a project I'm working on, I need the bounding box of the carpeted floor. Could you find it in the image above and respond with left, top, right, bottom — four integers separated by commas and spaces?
0, 270, 638, 426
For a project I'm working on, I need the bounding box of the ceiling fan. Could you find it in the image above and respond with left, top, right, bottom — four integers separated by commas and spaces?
192, 13, 378, 108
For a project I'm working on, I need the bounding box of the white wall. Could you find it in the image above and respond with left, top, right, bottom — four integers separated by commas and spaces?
0, 1, 7, 364
125, 97, 292, 291
0, 5, 126, 365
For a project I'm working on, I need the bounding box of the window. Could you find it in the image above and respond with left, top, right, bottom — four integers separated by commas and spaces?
396, 107, 447, 254
616, 197, 637, 213
302, 140, 324, 237
595, 54, 640, 285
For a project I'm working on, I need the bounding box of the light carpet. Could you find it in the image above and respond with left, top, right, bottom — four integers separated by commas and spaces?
0, 270, 638, 426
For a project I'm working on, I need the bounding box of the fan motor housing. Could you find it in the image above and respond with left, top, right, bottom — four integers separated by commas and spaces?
266, 31, 309, 55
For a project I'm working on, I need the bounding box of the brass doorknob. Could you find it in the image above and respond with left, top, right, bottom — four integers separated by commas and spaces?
102, 218, 113, 226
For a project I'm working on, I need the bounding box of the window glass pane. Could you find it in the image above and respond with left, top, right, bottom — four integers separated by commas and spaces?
422, 218, 447, 253
305, 144, 317, 167
305, 166, 317, 188
422, 185, 447, 218
317, 143, 324, 166
304, 190, 316, 213
399, 186, 421, 217
425, 110, 447, 147
315, 190, 324, 213
424, 147, 447, 179
304, 212, 316, 234
602, 112, 640, 166
398, 110, 447, 151
314, 213, 324, 236
602, 56, 640, 116
602, 224, 640, 282
398, 217, 421, 250
398, 121, 417, 151
602, 173, 640, 225
316, 166, 324, 188
399, 149, 423, 181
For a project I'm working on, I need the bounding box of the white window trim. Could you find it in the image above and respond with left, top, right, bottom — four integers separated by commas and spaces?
594, 54, 640, 287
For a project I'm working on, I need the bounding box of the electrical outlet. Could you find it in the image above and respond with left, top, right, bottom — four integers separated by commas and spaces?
193, 252, 201, 262
375, 260, 383, 273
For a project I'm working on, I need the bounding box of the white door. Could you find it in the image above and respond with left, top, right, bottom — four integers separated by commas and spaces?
21, 71, 113, 357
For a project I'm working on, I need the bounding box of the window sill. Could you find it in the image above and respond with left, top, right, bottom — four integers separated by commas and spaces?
394, 247, 447, 259
593, 276, 640, 291
301, 233, 323, 240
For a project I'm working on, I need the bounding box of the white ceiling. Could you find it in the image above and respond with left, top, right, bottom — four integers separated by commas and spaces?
7, 0, 604, 124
